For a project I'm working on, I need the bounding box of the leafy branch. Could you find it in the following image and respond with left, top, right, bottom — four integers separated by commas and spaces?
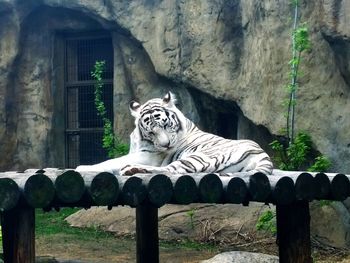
286, 0, 312, 144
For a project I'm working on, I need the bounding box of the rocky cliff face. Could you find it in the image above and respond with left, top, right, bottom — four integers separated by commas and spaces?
0, 0, 349, 172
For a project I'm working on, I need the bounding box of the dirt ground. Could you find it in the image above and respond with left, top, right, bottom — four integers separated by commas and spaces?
36, 234, 350, 263
36, 234, 217, 263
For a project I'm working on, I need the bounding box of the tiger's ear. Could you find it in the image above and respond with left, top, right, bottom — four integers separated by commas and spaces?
129, 100, 141, 117
162, 91, 176, 107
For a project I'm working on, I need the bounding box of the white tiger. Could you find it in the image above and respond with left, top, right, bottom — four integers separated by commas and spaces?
76, 92, 273, 176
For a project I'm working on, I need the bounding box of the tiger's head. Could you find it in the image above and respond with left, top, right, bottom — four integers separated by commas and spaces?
129, 92, 184, 151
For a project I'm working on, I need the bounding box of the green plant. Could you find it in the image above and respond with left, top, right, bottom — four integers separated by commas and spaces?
269, 0, 331, 173
270, 132, 312, 171
258, 0, 331, 234
186, 209, 195, 230
286, 1, 311, 144
308, 156, 332, 173
256, 210, 277, 235
92, 61, 129, 158
160, 239, 218, 252
318, 200, 333, 207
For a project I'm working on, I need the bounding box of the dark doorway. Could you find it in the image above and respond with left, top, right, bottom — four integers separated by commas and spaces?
64, 33, 113, 168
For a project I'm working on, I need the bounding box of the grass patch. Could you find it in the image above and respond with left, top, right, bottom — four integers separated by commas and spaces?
30, 209, 220, 262
36, 208, 113, 241
36, 208, 219, 251
160, 239, 219, 252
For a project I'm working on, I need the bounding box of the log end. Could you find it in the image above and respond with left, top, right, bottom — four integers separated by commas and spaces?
224, 177, 248, 204
146, 174, 173, 207
314, 173, 331, 200
273, 176, 295, 205
198, 173, 223, 203
248, 172, 271, 202
55, 170, 85, 203
330, 174, 350, 201
90, 172, 119, 206
120, 176, 147, 207
172, 175, 198, 204
24, 174, 55, 208
295, 173, 314, 201
0, 178, 20, 211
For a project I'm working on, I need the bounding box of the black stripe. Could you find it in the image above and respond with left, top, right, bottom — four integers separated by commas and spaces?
178, 159, 196, 173
190, 155, 210, 171
216, 150, 264, 172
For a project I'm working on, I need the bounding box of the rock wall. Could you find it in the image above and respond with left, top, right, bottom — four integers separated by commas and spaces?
0, 0, 349, 172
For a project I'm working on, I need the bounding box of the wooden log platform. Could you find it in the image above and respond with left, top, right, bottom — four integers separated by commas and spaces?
0, 169, 348, 209
0, 169, 349, 263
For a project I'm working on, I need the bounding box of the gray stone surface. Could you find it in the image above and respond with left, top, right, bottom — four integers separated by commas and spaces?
0, 0, 349, 172
201, 251, 279, 263
310, 201, 350, 248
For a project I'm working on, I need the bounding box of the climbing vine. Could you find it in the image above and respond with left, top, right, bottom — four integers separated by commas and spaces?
92, 61, 129, 158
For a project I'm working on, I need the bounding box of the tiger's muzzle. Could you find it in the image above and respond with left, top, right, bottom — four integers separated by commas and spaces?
153, 127, 171, 150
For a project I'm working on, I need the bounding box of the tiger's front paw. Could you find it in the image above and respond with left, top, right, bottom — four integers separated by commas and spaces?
120, 165, 149, 176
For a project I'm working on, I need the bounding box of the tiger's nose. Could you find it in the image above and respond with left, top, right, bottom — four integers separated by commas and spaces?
159, 139, 171, 148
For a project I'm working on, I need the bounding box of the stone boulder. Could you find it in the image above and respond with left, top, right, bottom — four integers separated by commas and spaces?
66, 204, 275, 244
67, 202, 350, 249
201, 251, 279, 263
36, 256, 87, 263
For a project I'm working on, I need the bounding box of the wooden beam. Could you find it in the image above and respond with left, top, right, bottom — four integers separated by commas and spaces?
1, 207, 35, 263
276, 201, 312, 263
136, 204, 159, 263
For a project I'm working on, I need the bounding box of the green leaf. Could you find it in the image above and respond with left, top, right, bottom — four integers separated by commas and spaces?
294, 25, 311, 52
291, 0, 299, 7
308, 156, 332, 172
256, 210, 276, 235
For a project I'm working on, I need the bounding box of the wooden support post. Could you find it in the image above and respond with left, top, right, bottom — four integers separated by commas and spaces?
1, 207, 35, 263
136, 204, 159, 263
276, 201, 312, 263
